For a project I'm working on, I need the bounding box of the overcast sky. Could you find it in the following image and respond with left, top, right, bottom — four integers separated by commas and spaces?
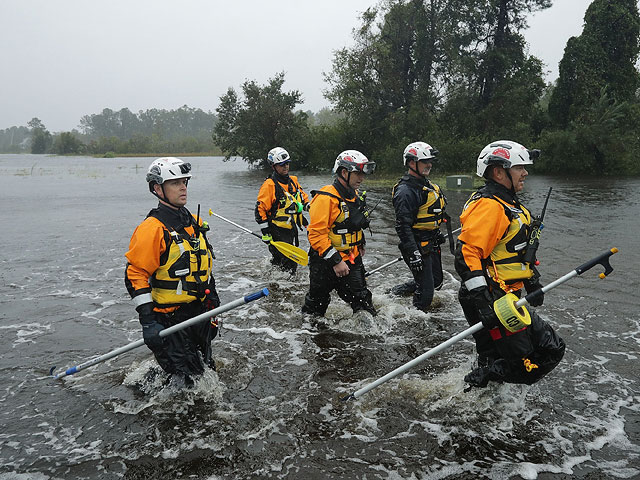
1, 0, 593, 132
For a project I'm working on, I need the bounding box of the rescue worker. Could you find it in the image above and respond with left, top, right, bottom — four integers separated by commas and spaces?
392, 141, 448, 311
302, 150, 377, 319
125, 157, 221, 386
255, 147, 310, 274
454, 141, 565, 388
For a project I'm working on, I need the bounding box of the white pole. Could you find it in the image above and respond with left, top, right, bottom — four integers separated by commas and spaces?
52, 288, 269, 380
365, 257, 403, 277
343, 248, 618, 401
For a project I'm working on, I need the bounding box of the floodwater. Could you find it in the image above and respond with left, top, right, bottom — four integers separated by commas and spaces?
0, 154, 638, 480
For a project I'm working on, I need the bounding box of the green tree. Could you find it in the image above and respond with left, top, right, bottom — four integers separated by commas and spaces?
52, 132, 84, 155
548, 0, 640, 127
79, 105, 216, 143
441, 0, 550, 140
213, 73, 309, 167
0, 125, 30, 153
307, 108, 345, 127
79, 108, 121, 139
324, 0, 550, 170
325, 1, 473, 159
28, 117, 52, 154
539, 87, 639, 175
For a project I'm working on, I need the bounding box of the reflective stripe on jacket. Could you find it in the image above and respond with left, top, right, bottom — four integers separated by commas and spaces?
125, 207, 213, 312
455, 182, 534, 291
307, 184, 365, 261
255, 174, 309, 230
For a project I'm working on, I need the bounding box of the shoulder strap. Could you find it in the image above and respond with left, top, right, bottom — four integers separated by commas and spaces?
147, 207, 173, 228
310, 189, 342, 201
270, 175, 286, 201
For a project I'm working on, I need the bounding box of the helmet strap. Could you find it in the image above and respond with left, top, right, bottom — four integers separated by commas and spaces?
505, 168, 516, 192
407, 160, 424, 178
337, 169, 355, 194
152, 183, 182, 210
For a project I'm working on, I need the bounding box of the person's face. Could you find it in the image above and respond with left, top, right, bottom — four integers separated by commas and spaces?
344, 170, 365, 190
508, 165, 528, 192
274, 162, 290, 175
155, 178, 188, 207
411, 159, 432, 177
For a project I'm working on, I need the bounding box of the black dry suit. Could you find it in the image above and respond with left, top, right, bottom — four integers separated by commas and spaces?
456, 182, 565, 387
146, 204, 220, 377
392, 174, 447, 310
302, 179, 375, 317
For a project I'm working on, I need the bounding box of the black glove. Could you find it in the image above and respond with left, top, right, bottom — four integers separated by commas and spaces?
524, 278, 544, 307
408, 250, 423, 274
137, 303, 164, 350
469, 287, 500, 329
260, 226, 272, 245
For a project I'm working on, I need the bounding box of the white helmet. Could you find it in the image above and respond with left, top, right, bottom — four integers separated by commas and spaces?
476, 140, 538, 178
333, 150, 376, 175
403, 141, 439, 166
146, 157, 191, 191
267, 147, 291, 166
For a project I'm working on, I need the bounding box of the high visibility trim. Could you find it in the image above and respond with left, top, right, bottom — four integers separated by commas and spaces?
465, 276, 487, 291
133, 293, 153, 307
322, 247, 338, 260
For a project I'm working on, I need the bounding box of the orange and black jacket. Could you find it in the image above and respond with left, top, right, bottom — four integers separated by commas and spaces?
307, 179, 369, 265
255, 172, 309, 230
454, 181, 534, 293
125, 203, 214, 314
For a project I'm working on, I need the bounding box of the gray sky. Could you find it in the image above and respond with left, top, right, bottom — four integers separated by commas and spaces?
1, 0, 593, 132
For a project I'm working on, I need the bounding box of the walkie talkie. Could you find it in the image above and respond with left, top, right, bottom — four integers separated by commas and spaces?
522, 187, 552, 265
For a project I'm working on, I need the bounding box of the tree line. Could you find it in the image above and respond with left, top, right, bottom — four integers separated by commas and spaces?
214, 0, 640, 175
0, 105, 219, 156
2, 0, 638, 175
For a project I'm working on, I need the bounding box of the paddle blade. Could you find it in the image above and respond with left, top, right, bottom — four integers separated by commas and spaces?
270, 241, 309, 266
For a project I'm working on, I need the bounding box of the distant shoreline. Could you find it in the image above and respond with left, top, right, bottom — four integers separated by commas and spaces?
97, 151, 222, 158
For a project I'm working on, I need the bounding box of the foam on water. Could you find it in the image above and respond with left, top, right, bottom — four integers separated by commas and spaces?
80, 299, 119, 318
0, 321, 51, 347
223, 322, 312, 366
3, 160, 640, 479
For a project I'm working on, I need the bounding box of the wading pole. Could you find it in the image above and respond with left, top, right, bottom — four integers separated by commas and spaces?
50, 288, 269, 380
209, 210, 259, 237
365, 257, 403, 277
366, 227, 462, 278
341, 248, 618, 401
209, 209, 308, 266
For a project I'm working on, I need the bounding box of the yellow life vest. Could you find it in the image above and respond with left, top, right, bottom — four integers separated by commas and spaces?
329, 199, 365, 252
314, 189, 367, 252
151, 229, 213, 308
487, 197, 534, 285
271, 178, 305, 230
413, 183, 446, 232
